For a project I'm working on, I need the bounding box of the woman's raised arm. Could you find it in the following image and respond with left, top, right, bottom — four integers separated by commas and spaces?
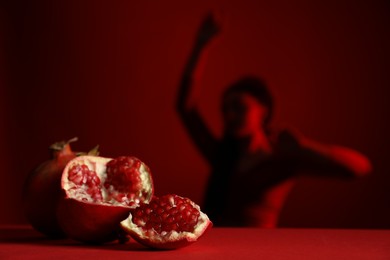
176, 13, 221, 163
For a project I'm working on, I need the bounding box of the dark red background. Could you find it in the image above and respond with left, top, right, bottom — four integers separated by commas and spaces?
1, 0, 389, 228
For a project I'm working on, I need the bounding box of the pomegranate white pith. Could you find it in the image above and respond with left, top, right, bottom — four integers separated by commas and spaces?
120, 194, 212, 249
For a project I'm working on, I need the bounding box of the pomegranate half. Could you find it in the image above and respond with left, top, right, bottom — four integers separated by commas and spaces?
120, 194, 212, 249
57, 155, 154, 243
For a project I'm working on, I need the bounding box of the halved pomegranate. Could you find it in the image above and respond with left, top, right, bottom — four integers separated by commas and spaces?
120, 194, 212, 249
57, 155, 154, 243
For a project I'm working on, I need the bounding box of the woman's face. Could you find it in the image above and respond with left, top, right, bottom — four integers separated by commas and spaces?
222, 91, 268, 137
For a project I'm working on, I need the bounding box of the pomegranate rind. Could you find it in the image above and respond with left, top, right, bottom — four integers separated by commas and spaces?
120, 198, 212, 249
58, 155, 154, 243
56, 198, 130, 243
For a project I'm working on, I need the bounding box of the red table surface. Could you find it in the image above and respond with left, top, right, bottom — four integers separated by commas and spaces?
1, 225, 389, 260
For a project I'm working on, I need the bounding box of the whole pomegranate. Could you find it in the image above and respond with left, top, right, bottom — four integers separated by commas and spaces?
57, 155, 154, 244
23, 137, 80, 238
120, 194, 212, 249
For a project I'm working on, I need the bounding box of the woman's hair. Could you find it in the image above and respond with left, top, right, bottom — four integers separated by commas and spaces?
223, 76, 274, 128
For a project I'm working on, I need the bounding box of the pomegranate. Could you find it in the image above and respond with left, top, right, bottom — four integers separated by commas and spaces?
120, 194, 212, 249
57, 155, 154, 243
23, 137, 80, 238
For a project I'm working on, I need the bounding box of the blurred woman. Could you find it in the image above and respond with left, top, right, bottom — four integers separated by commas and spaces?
176, 13, 371, 227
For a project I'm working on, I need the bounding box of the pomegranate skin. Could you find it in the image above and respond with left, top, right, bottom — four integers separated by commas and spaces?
23, 140, 76, 238
56, 198, 130, 244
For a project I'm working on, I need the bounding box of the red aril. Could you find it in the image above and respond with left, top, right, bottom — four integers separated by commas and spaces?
23, 137, 79, 238
57, 155, 154, 243
120, 194, 212, 249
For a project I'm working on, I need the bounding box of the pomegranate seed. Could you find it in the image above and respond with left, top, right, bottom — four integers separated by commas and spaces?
150, 202, 159, 210
161, 212, 169, 220
150, 213, 161, 223
184, 210, 192, 218
166, 216, 175, 223
175, 214, 183, 221
168, 208, 178, 215
133, 208, 143, 218
132, 217, 144, 226
155, 207, 164, 214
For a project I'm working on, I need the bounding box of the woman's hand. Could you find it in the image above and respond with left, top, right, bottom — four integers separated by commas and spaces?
195, 12, 221, 48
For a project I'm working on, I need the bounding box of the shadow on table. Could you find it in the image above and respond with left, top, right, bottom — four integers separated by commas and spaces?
0, 226, 151, 251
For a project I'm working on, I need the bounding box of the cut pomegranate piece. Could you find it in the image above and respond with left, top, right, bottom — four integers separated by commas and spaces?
57, 155, 153, 243
120, 194, 212, 249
